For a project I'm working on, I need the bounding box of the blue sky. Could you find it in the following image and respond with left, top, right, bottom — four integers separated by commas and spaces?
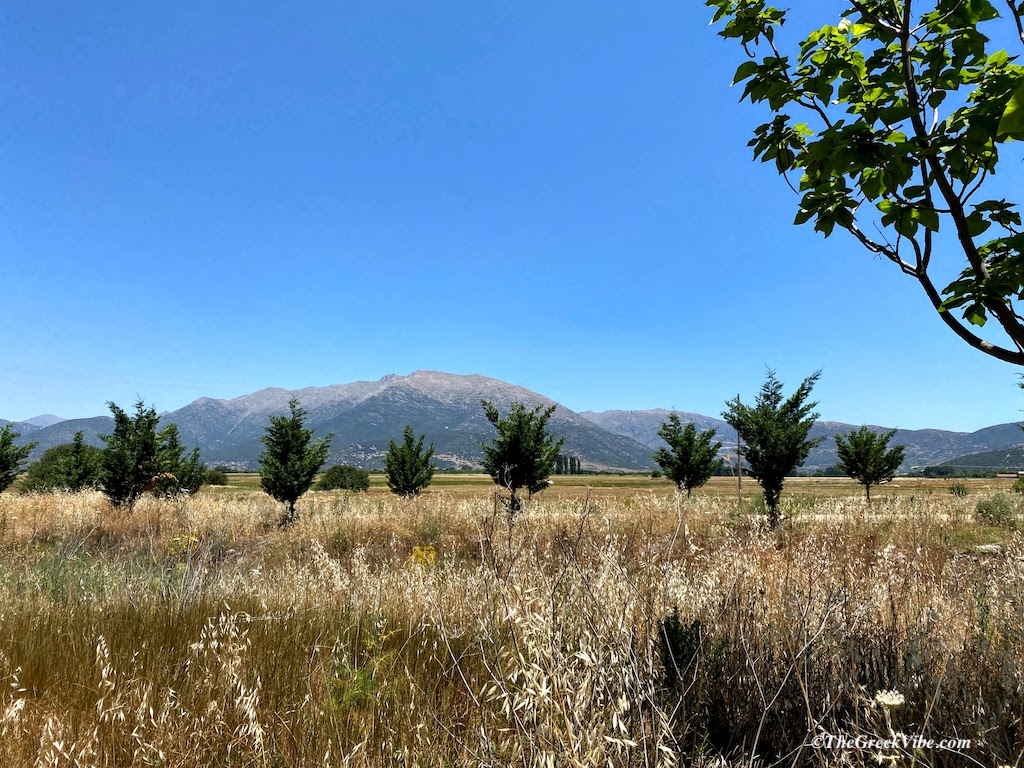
2, 1, 1022, 432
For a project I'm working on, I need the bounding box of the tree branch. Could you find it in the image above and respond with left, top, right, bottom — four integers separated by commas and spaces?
848, 0, 900, 33
917, 271, 1024, 363
1005, 0, 1024, 47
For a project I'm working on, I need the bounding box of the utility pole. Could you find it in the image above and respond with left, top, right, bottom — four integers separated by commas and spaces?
736, 394, 743, 509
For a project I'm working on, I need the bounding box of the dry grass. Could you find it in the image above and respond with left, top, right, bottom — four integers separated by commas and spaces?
0, 487, 1021, 766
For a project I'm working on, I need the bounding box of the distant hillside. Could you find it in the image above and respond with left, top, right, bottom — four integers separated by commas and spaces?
579, 409, 729, 449
8, 372, 1023, 473
935, 446, 1024, 471
23, 414, 65, 428
14, 417, 113, 460
0, 414, 65, 434
11, 372, 656, 471
580, 409, 1024, 472
164, 371, 656, 470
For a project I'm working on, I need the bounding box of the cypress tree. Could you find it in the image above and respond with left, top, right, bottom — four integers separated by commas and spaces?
723, 370, 824, 527
652, 414, 723, 497
835, 426, 906, 503
0, 425, 36, 492
480, 400, 564, 512
153, 423, 206, 498
101, 400, 161, 512
384, 425, 436, 497
258, 398, 332, 526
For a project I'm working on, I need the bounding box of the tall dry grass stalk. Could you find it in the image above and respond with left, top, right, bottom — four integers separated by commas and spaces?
0, 488, 1020, 766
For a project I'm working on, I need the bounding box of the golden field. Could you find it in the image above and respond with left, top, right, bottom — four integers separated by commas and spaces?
0, 480, 1021, 766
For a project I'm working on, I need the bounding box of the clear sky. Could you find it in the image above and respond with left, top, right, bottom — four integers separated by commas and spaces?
2, 1, 1022, 433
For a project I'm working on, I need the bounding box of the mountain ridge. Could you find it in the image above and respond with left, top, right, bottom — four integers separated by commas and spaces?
6, 371, 1023, 472
582, 408, 1024, 471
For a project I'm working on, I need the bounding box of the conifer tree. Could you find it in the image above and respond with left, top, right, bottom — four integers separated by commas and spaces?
258, 398, 332, 526
0, 425, 36, 492
723, 370, 824, 527
653, 414, 723, 497
480, 400, 564, 512
835, 426, 906, 503
153, 423, 206, 498
101, 400, 161, 511
384, 425, 435, 497
67, 431, 103, 492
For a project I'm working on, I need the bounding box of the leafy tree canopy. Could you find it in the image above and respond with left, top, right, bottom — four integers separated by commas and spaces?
21, 432, 103, 494
708, 0, 1024, 364
317, 464, 370, 492
384, 425, 435, 497
723, 370, 824, 525
205, 469, 229, 486
480, 400, 564, 512
835, 426, 907, 501
653, 414, 724, 497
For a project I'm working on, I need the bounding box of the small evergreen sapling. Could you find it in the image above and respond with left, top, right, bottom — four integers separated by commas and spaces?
723, 370, 824, 527
834, 426, 906, 503
653, 414, 723, 497
258, 398, 332, 526
384, 425, 435, 497
101, 400, 161, 512
480, 400, 564, 512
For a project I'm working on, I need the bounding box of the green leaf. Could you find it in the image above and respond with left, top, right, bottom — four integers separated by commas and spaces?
965, 303, 988, 327
966, 210, 992, 236
998, 80, 1024, 138
732, 60, 759, 85
918, 206, 940, 232
794, 207, 814, 225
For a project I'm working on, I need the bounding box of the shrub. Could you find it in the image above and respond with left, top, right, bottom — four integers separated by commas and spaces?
317, 464, 370, 492
949, 482, 970, 498
976, 493, 1015, 526
205, 469, 229, 486
1012, 477, 1024, 494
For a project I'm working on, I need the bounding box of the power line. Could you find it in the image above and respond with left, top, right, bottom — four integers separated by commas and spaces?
0, 364, 237, 393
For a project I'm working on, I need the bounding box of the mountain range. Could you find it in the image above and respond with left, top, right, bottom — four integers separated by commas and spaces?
5, 370, 1024, 472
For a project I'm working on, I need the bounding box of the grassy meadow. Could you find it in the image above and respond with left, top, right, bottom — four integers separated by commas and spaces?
0, 477, 1022, 766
